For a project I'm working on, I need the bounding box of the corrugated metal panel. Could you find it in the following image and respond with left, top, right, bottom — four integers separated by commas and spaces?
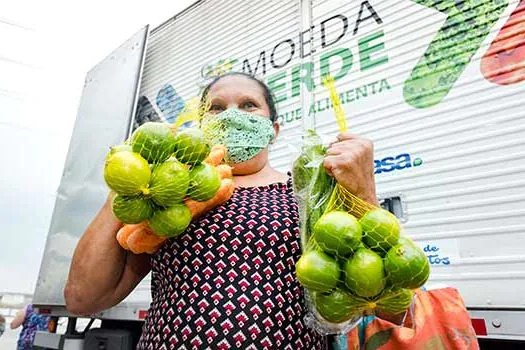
136, 0, 525, 311
139, 0, 301, 114
307, 0, 525, 310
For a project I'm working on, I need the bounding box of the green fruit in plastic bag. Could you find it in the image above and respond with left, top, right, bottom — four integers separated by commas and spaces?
385, 236, 430, 289
111, 195, 153, 224
104, 151, 151, 196
292, 129, 324, 194
360, 208, 400, 256
131, 122, 175, 163
173, 128, 211, 165
148, 203, 192, 237
375, 288, 415, 316
149, 159, 190, 207
187, 163, 221, 202
314, 288, 360, 323
344, 248, 386, 298
296, 250, 340, 292
313, 211, 362, 258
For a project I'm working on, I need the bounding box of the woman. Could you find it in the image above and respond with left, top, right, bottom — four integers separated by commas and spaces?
11, 304, 50, 350
64, 72, 377, 349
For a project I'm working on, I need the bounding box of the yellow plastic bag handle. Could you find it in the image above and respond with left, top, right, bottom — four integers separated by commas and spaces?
170, 97, 210, 132
322, 75, 347, 133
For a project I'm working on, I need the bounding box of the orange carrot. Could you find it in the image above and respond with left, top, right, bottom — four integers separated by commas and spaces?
185, 178, 235, 219
205, 145, 227, 166
217, 164, 233, 179
116, 223, 145, 250
116, 222, 166, 254
126, 227, 167, 254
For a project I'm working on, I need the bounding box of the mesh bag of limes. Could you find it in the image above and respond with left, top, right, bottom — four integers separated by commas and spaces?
103, 104, 235, 254
292, 78, 430, 335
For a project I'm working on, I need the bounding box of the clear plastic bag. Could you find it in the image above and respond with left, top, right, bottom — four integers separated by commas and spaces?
291, 77, 429, 335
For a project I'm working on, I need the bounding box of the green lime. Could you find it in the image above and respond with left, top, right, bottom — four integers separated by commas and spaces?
130, 122, 176, 163
295, 250, 340, 292
104, 151, 151, 196
173, 128, 211, 165
375, 288, 414, 316
360, 208, 400, 256
384, 236, 430, 289
148, 203, 192, 237
187, 163, 221, 202
106, 144, 133, 160
313, 211, 362, 258
111, 195, 153, 224
314, 288, 361, 323
344, 248, 386, 298
149, 159, 190, 207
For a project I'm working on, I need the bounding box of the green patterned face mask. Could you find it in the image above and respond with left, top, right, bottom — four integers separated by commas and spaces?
202, 108, 276, 164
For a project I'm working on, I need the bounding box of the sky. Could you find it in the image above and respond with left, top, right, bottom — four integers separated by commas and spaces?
0, 0, 197, 295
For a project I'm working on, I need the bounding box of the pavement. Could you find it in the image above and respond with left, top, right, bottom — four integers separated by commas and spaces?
0, 325, 20, 350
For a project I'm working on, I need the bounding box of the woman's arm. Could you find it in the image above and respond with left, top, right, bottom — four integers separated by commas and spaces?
10, 306, 27, 329
64, 194, 151, 315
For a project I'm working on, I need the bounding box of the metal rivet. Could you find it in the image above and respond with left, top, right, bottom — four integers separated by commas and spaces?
492, 319, 501, 328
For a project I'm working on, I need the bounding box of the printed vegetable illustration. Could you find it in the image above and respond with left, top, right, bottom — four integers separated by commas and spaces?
404, 0, 507, 108
481, 0, 525, 85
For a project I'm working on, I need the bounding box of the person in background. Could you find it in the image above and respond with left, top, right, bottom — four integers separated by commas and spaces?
11, 304, 50, 350
0, 314, 5, 338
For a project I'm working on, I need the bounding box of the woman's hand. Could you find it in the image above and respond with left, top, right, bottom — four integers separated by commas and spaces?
323, 132, 378, 205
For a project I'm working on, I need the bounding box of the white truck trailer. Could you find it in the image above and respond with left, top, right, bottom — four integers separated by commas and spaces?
32, 0, 525, 348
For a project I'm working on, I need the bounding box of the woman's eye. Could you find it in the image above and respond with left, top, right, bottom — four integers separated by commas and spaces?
209, 104, 224, 113
241, 101, 257, 109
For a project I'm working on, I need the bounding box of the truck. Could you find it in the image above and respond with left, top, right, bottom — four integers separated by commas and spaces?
32, 0, 525, 348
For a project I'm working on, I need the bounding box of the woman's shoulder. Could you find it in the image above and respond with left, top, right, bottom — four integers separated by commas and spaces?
234, 170, 291, 189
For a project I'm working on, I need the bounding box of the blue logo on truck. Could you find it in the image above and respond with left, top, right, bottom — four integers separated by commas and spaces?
374, 153, 423, 174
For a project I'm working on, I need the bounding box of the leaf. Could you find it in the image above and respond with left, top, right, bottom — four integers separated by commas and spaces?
364, 328, 394, 350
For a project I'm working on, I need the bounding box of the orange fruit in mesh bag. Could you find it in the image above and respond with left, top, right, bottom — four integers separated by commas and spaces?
374, 287, 415, 316
104, 151, 151, 196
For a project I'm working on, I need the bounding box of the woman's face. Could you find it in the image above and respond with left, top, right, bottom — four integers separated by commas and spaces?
205, 75, 279, 175
206, 75, 272, 118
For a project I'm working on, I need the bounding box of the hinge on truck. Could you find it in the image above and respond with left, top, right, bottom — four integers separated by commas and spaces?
378, 193, 407, 223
